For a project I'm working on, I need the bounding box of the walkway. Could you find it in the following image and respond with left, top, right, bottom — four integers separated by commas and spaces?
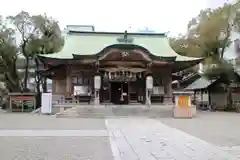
105, 118, 239, 160
0, 113, 239, 160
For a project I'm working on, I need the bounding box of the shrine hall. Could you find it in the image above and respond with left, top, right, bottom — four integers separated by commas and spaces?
38, 30, 202, 105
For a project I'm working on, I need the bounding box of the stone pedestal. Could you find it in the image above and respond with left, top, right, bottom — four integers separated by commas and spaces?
94, 90, 100, 105
146, 76, 153, 106
145, 90, 152, 106
173, 91, 195, 118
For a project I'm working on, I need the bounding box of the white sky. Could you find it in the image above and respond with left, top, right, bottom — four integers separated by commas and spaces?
208, 0, 232, 8
0, 0, 220, 36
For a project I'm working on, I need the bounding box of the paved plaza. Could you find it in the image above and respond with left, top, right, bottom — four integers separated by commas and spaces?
0, 111, 240, 159
161, 111, 240, 146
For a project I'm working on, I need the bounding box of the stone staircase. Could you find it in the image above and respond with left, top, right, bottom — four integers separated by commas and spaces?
56, 105, 112, 118
55, 105, 173, 118
55, 107, 79, 118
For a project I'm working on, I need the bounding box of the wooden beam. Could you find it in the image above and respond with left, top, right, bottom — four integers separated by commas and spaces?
100, 61, 146, 67
152, 60, 170, 65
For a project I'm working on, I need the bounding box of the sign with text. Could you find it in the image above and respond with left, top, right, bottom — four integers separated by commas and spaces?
9, 94, 36, 112
74, 86, 89, 95
176, 96, 190, 107
11, 96, 34, 108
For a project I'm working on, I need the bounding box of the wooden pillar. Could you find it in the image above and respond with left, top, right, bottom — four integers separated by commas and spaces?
177, 81, 180, 89
109, 82, 111, 102
164, 68, 173, 104
167, 74, 173, 97
66, 65, 71, 96
52, 80, 56, 94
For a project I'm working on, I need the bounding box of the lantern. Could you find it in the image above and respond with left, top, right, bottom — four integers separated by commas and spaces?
94, 75, 101, 89
146, 76, 153, 90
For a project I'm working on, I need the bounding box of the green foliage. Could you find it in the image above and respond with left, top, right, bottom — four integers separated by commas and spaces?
0, 18, 21, 92
171, 3, 240, 80
6, 11, 64, 90
0, 11, 64, 93
204, 60, 236, 81
170, 36, 203, 57
170, 4, 235, 70
171, 2, 240, 108
23, 14, 64, 56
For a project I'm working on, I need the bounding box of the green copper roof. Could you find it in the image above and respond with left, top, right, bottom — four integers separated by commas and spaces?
40, 31, 201, 62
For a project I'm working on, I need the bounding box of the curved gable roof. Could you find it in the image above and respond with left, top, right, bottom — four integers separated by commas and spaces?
39, 31, 201, 62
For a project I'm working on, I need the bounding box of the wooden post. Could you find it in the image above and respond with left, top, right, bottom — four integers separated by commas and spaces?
52, 80, 56, 94
128, 82, 130, 104
109, 82, 111, 103
21, 97, 24, 112
9, 96, 12, 111
33, 96, 36, 110
66, 65, 71, 96
163, 68, 173, 104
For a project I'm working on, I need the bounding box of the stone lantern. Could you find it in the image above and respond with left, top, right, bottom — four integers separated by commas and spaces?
146, 75, 153, 106
94, 74, 101, 105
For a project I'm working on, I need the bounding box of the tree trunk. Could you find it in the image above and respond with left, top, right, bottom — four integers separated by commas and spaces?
4, 73, 20, 92
226, 84, 233, 110
42, 77, 47, 92
4, 60, 22, 92
34, 58, 42, 108
23, 58, 29, 90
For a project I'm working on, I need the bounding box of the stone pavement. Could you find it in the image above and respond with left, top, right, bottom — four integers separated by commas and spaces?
0, 136, 113, 160
221, 146, 240, 159
0, 114, 113, 160
105, 118, 239, 160
160, 111, 240, 146
159, 111, 240, 158
0, 113, 239, 160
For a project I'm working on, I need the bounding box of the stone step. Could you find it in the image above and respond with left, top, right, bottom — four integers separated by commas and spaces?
56, 112, 106, 118
55, 105, 173, 118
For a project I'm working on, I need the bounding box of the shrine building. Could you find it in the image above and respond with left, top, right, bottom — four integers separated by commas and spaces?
38, 30, 202, 105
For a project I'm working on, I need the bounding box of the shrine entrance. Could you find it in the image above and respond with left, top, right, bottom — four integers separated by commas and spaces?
97, 45, 152, 104
110, 82, 129, 104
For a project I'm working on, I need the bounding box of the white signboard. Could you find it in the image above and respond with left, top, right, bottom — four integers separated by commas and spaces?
41, 93, 52, 114
74, 86, 89, 95
94, 76, 101, 89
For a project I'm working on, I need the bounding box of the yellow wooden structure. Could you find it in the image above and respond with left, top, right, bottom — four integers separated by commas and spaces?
173, 91, 196, 118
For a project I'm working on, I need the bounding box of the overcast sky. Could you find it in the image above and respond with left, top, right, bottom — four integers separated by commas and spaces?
0, 0, 230, 36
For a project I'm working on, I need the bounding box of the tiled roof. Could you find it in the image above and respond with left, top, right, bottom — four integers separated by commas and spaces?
39, 31, 202, 62
184, 77, 216, 90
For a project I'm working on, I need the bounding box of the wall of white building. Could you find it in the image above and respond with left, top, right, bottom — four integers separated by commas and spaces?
65, 25, 95, 32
